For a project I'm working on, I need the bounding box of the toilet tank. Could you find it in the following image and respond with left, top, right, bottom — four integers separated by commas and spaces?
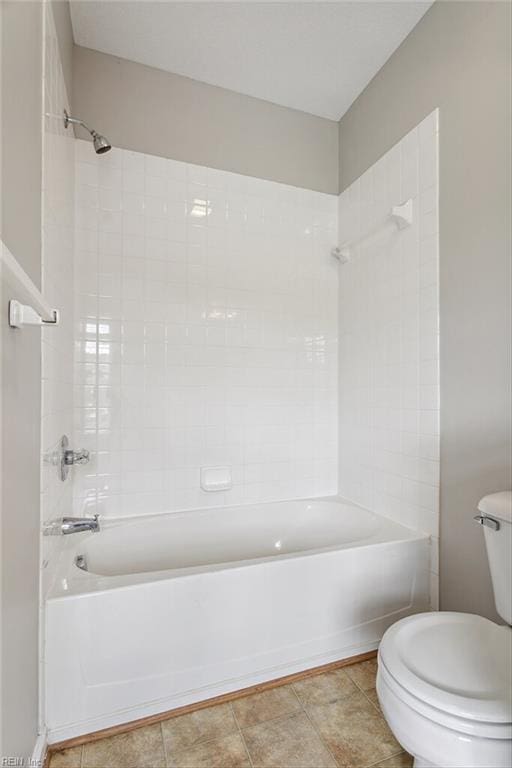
478, 491, 512, 625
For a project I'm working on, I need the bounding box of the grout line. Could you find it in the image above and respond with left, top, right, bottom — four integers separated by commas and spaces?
297, 697, 339, 767
232, 703, 304, 734
365, 748, 408, 767
288, 683, 303, 707
289, 679, 340, 767
230, 702, 254, 768
292, 661, 399, 768
160, 722, 171, 768
61, 660, 401, 768
157, 705, 253, 766
360, 688, 382, 714
343, 661, 384, 714
345, 670, 412, 766
354, 683, 385, 717
230, 681, 340, 767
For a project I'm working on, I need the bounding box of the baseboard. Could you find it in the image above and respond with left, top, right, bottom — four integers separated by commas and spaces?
48, 648, 377, 752
31, 732, 47, 768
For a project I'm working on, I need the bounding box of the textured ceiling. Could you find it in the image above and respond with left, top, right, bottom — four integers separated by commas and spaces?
70, 1, 432, 121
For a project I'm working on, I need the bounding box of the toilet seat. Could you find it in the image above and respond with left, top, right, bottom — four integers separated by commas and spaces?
379, 612, 512, 729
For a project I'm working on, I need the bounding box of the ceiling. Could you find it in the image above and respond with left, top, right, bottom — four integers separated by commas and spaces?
70, 1, 432, 121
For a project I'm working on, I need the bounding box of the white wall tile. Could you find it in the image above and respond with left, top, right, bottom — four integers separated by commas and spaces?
74, 144, 338, 516
40, 2, 75, 597
337, 111, 439, 606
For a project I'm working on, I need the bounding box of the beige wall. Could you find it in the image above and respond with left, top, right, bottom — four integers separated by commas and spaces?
51, 0, 74, 102
339, 1, 512, 621
72, 45, 339, 194
0, 1, 43, 760
1, 1, 42, 284
0, 0, 74, 760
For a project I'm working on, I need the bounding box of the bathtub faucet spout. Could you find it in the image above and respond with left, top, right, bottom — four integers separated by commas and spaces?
44, 515, 100, 535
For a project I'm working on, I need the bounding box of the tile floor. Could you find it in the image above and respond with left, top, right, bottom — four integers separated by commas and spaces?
49, 659, 412, 768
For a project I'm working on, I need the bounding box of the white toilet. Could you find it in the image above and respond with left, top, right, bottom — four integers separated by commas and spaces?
377, 491, 512, 768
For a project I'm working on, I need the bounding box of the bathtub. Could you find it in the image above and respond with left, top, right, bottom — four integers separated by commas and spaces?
45, 497, 430, 742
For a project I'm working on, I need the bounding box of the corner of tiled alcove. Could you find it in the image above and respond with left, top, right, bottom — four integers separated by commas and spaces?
40, 0, 76, 596
337, 110, 440, 609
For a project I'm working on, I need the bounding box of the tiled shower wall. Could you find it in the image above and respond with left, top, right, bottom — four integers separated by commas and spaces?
73, 144, 338, 517
40, 0, 75, 731
41, 1, 75, 594
337, 110, 440, 605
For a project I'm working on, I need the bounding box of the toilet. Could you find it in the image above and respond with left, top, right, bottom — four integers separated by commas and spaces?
377, 491, 512, 768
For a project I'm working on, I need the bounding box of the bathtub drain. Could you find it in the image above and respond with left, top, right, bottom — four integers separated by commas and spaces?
75, 554, 88, 571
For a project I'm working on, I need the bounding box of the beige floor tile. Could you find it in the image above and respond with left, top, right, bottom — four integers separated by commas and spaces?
373, 752, 413, 768
293, 668, 358, 707
307, 691, 401, 768
82, 724, 165, 768
161, 703, 237, 754
49, 746, 82, 768
232, 685, 301, 728
363, 687, 382, 713
345, 659, 378, 692
243, 711, 336, 768
167, 732, 251, 768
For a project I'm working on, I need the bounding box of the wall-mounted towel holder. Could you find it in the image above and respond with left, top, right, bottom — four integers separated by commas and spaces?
332, 198, 413, 265
1, 241, 59, 328
8, 300, 59, 328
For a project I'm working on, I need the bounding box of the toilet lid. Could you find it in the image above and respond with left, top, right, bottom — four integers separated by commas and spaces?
379, 612, 512, 724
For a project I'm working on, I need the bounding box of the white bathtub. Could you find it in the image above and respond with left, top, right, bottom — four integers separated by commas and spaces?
45, 497, 430, 742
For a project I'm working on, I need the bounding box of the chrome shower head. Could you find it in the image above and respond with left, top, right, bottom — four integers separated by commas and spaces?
64, 110, 112, 155
91, 131, 111, 155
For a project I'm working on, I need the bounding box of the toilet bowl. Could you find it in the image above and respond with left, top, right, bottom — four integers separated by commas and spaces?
377, 492, 512, 768
378, 612, 512, 767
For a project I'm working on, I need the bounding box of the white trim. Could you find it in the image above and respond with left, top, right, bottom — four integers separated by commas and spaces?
0, 241, 58, 325
31, 732, 47, 768
47, 642, 379, 743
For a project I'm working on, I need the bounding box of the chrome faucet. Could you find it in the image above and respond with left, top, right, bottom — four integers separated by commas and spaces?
65, 447, 90, 467
46, 435, 91, 482
61, 515, 100, 534
44, 514, 100, 536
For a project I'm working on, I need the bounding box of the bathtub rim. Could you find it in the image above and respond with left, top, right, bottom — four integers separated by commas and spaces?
46, 495, 430, 601
45, 519, 432, 742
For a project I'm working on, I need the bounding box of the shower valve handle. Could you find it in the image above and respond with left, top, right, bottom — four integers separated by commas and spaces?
57, 435, 90, 481
64, 448, 90, 466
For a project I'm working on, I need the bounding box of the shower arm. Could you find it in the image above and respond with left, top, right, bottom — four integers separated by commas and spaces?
64, 110, 97, 138
63, 110, 111, 154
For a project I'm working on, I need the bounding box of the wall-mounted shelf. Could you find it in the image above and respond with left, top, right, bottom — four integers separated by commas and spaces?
1, 240, 59, 328
332, 199, 413, 265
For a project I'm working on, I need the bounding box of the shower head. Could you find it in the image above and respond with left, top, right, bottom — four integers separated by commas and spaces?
91, 131, 111, 155
64, 110, 112, 155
